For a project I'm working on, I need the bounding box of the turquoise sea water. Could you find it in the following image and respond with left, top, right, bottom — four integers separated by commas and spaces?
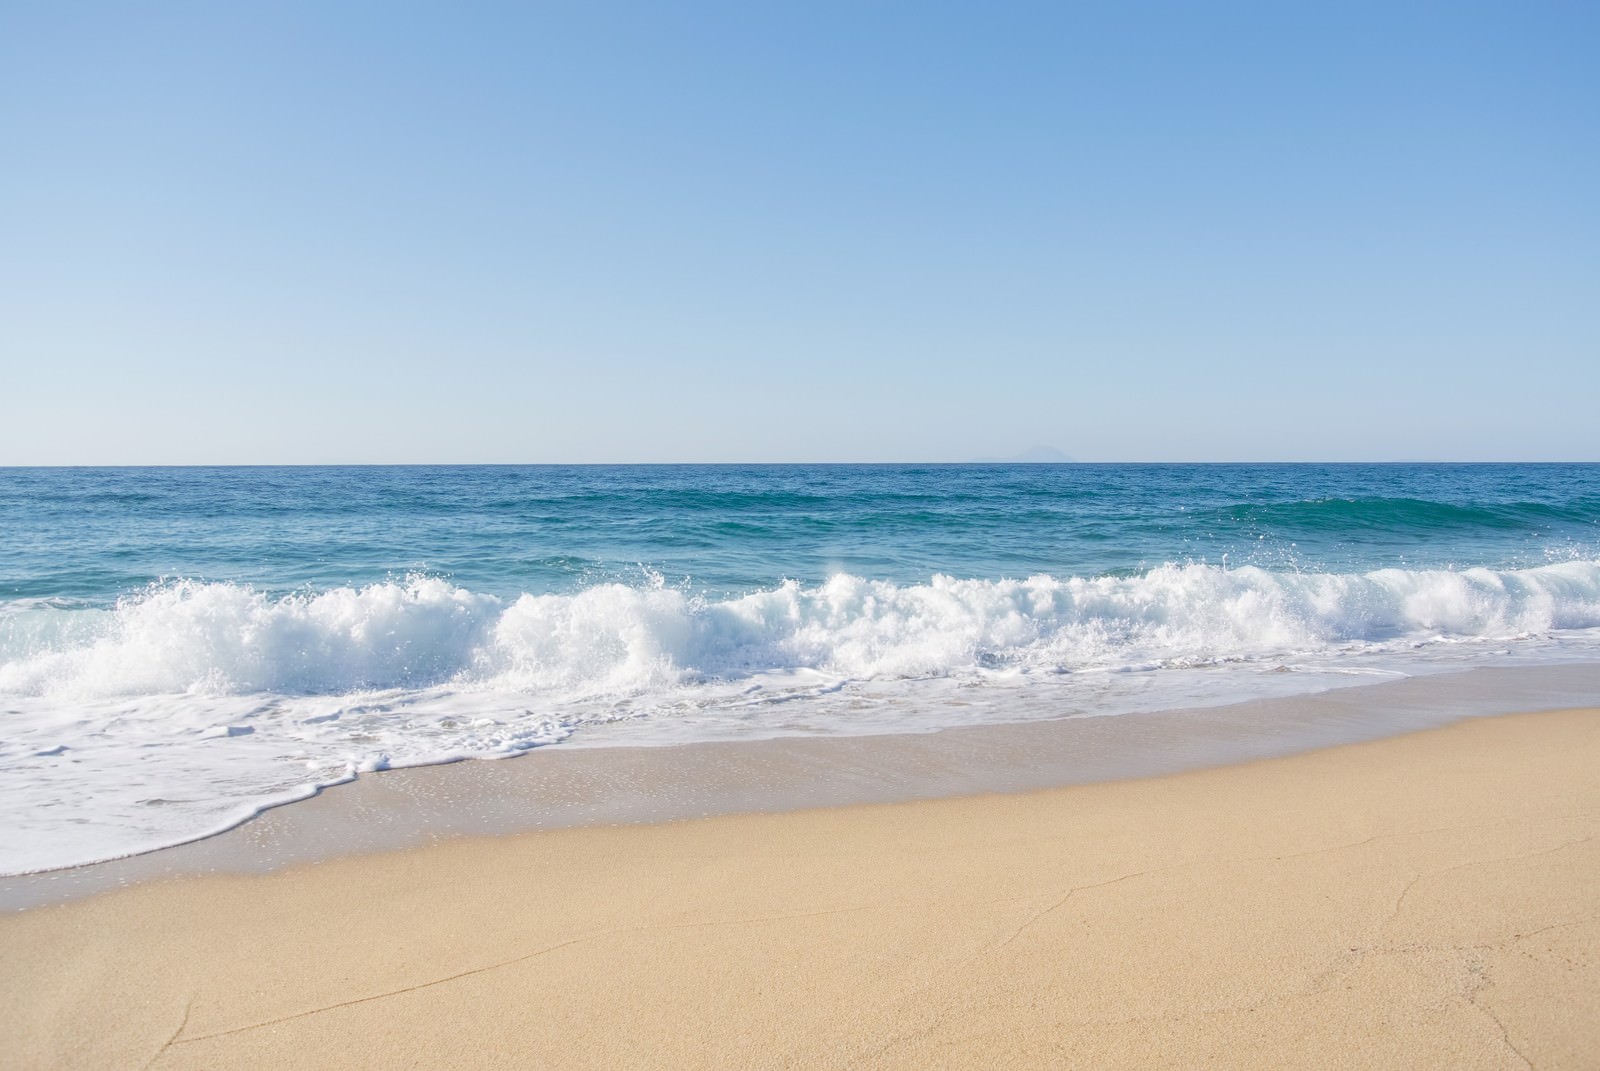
7, 464, 1599, 601
3, 463, 1599, 873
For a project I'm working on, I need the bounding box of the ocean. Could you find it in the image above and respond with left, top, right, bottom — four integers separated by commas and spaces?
3, 463, 1599, 875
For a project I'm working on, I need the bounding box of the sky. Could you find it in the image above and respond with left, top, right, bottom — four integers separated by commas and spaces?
2, 2, 1596, 464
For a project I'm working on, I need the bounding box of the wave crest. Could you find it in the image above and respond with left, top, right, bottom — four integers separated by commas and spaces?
4, 561, 1600, 702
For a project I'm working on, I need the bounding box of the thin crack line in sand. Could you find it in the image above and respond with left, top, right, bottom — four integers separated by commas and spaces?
888, 909, 1596, 1053
171, 902, 898, 1045
959, 825, 1599, 959
1385, 872, 1428, 931
1268, 810, 1596, 864
142, 997, 191, 1070
1482, 915, 1600, 947
858, 946, 1382, 1066
165, 827, 1600, 1046
1466, 988, 1535, 1069
993, 813, 1600, 953
991, 861, 1189, 952
1383, 834, 1597, 934
1355, 913, 1600, 960
173, 934, 605, 1043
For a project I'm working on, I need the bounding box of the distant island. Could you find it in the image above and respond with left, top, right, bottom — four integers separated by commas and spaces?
970, 446, 1076, 463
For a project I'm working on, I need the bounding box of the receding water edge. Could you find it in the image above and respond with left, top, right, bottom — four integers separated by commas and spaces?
5, 660, 1598, 913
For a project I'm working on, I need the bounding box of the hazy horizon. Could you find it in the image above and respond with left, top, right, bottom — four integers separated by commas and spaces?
6, 457, 1600, 470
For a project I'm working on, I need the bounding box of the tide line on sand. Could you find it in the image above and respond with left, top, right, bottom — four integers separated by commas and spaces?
2, 705, 1598, 1068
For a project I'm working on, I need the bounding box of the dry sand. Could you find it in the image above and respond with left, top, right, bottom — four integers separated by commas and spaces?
3, 707, 1597, 1069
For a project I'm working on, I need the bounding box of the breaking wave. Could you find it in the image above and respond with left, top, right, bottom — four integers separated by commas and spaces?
6, 561, 1600, 702
5, 560, 1600, 875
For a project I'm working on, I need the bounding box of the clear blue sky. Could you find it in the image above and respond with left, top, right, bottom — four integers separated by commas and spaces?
3, 2, 1596, 463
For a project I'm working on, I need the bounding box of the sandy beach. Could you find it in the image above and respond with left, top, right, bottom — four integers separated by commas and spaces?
3, 705, 1597, 1069
9, 0, 1598, 1064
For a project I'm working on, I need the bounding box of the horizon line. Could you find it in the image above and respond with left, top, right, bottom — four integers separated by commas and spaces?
3, 459, 1598, 470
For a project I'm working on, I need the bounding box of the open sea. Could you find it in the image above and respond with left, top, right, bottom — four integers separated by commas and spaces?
3, 463, 1599, 875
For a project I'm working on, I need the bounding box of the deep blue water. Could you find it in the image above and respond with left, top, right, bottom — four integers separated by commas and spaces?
4, 464, 1597, 605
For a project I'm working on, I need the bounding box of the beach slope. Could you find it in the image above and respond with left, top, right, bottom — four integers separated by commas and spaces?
3, 707, 1597, 1069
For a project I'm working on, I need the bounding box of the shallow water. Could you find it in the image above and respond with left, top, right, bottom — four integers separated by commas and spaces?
5, 662, 1598, 912
3, 463, 1598, 873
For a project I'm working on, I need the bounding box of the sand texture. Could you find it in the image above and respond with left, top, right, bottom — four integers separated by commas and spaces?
3, 707, 1597, 1069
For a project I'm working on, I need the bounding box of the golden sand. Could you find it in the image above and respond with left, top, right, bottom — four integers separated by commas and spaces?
3, 708, 1597, 1069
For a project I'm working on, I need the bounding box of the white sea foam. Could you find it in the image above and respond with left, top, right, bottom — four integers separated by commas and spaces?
9, 562, 1600, 698
4, 561, 1600, 874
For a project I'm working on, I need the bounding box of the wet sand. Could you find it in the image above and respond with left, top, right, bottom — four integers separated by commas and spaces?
9, 662, 1600, 913
3, 705, 1596, 1069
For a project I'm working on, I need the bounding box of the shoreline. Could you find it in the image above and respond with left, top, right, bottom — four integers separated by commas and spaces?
6, 660, 1600, 913
3, 702, 1596, 1067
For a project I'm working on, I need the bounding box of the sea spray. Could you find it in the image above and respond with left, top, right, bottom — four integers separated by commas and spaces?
6, 563, 1600, 705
